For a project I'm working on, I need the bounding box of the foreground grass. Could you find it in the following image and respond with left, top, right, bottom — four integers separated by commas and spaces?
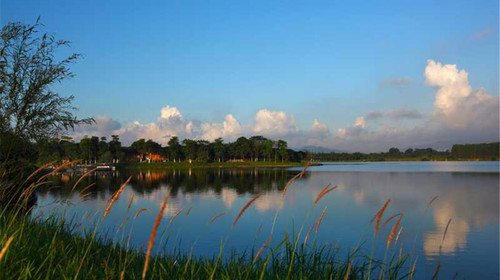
0, 211, 411, 280
118, 161, 307, 171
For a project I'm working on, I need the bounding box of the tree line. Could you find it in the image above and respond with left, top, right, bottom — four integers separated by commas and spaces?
311, 143, 499, 161
35, 135, 308, 164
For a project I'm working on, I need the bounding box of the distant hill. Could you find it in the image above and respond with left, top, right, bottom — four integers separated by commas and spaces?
300, 145, 343, 153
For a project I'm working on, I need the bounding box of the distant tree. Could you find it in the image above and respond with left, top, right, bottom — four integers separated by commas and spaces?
131, 139, 146, 162
277, 140, 288, 162
98, 137, 108, 162
388, 147, 400, 154
250, 136, 266, 161
263, 139, 274, 162
168, 136, 181, 162
234, 137, 251, 160
196, 140, 210, 162
109, 135, 122, 163
212, 137, 225, 162
182, 139, 198, 162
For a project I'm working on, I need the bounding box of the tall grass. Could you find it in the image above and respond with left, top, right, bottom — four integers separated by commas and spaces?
0, 161, 422, 279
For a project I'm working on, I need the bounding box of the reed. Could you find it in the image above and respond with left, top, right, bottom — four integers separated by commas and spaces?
208, 212, 226, 224
71, 167, 98, 192
233, 193, 261, 226
142, 195, 169, 280
253, 235, 272, 263
424, 195, 439, 215
313, 184, 338, 205
0, 235, 14, 261
169, 208, 183, 224
134, 208, 149, 219
382, 213, 401, 229
372, 199, 390, 236
127, 194, 134, 211
315, 206, 327, 234
386, 215, 403, 248
103, 176, 132, 219
303, 222, 315, 246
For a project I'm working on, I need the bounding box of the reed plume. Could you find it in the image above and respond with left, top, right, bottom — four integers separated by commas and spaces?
0, 235, 14, 261
304, 222, 316, 246
253, 235, 272, 263
233, 193, 261, 226
142, 195, 169, 280
71, 167, 98, 192
424, 195, 439, 215
22, 160, 56, 185
208, 212, 226, 224
169, 208, 183, 224
282, 161, 311, 197
382, 213, 401, 229
127, 195, 134, 211
103, 176, 132, 219
186, 206, 192, 216
386, 214, 403, 248
36, 159, 81, 183
134, 208, 149, 219
372, 199, 390, 236
316, 206, 327, 234
313, 184, 338, 205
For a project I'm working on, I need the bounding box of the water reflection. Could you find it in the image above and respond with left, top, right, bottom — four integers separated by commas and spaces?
34, 163, 499, 279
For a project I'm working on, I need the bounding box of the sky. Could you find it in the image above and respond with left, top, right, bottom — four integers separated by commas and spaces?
1, 0, 499, 152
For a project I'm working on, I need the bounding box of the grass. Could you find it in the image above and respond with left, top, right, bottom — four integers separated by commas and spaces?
0, 212, 411, 280
117, 161, 307, 171
0, 162, 419, 280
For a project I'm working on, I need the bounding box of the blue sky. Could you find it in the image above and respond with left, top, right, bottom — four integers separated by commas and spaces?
1, 0, 498, 151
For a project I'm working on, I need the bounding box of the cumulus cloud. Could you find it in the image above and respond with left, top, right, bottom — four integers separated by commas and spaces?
425, 59, 499, 130
68, 60, 498, 152
253, 109, 298, 135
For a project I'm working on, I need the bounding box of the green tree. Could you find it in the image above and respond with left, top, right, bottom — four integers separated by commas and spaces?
168, 136, 181, 162
109, 135, 122, 163
263, 139, 274, 162
212, 138, 225, 162
182, 139, 197, 163
131, 139, 146, 162
196, 140, 210, 162
234, 137, 251, 160
277, 140, 288, 162
0, 19, 91, 188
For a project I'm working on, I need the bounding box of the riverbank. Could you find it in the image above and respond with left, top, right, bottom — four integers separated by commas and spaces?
0, 212, 409, 279
117, 161, 311, 171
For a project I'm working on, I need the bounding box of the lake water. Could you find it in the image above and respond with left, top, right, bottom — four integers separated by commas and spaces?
33, 161, 499, 279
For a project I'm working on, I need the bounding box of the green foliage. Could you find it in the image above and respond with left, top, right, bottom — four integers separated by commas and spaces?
451, 142, 499, 159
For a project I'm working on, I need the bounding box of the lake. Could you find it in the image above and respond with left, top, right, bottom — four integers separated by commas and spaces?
33, 161, 499, 279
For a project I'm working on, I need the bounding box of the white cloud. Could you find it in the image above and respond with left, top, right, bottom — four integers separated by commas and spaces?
425, 59, 499, 130
68, 60, 498, 152
253, 109, 299, 136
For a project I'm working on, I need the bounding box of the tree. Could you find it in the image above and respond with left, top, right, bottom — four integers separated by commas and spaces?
277, 140, 288, 162
109, 135, 122, 163
196, 140, 210, 162
263, 139, 274, 162
131, 139, 146, 162
250, 136, 266, 162
0, 19, 92, 141
182, 139, 197, 162
168, 136, 181, 162
212, 138, 225, 162
0, 19, 91, 189
234, 137, 251, 160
